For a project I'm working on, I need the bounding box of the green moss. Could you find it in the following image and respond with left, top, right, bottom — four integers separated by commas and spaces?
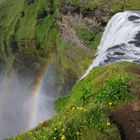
75, 26, 96, 43
110, 0, 140, 13
69, 0, 102, 10
0, 0, 62, 73
1, 0, 140, 139
75, 26, 101, 50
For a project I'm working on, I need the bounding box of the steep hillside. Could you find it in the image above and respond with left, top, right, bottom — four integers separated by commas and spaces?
0, 0, 59, 76
0, 0, 140, 140
0, 0, 139, 93
9, 62, 140, 140
0, 0, 99, 95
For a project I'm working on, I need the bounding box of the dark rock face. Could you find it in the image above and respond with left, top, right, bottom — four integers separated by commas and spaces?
1, 38, 40, 78
25, 0, 35, 5
60, 0, 112, 26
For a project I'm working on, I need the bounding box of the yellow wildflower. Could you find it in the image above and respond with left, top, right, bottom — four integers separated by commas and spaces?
62, 128, 65, 132
54, 137, 56, 140
29, 132, 32, 135
72, 107, 75, 111
109, 102, 112, 106
58, 122, 62, 125
76, 131, 80, 136
54, 127, 57, 131
61, 135, 65, 140
107, 122, 111, 126
78, 107, 84, 111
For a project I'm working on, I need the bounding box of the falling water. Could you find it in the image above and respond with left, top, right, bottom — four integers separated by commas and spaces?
81, 11, 140, 79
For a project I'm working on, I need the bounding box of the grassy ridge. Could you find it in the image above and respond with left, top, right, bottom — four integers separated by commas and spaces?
9, 62, 140, 140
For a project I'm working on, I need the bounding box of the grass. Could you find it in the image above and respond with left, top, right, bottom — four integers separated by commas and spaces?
8, 62, 140, 140
1, 0, 140, 139
75, 26, 101, 50
69, 0, 140, 12
0, 0, 99, 101
0, 0, 97, 79
0, 0, 62, 74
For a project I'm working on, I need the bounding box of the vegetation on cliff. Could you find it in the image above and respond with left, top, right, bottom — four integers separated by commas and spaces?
0, 0, 59, 75
0, 0, 140, 139
8, 62, 140, 140
0, 0, 99, 94
69, 0, 140, 12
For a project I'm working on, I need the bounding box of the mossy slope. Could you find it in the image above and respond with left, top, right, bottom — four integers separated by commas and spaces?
69, 0, 140, 12
9, 62, 140, 140
0, 0, 60, 75
1, 0, 140, 139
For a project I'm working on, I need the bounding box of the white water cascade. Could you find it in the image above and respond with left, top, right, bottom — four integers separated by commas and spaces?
81, 11, 140, 79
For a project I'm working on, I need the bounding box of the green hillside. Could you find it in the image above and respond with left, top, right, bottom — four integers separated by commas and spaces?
0, 0, 140, 140
0, 0, 59, 75
9, 62, 140, 140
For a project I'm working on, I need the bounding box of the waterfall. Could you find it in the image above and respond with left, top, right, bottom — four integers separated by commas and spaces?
81, 11, 140, 79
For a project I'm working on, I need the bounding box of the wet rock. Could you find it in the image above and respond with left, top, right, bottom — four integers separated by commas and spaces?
107, 44, 125, 51
129, 41, 140, 47
114, 52, 125, 55
128, 15, 140, 21
134, 31, 140, 41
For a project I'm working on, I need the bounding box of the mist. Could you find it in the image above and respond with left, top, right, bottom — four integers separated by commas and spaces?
0, 59, 69, 139
0, 68, 57, 139
0, 71, 35, 139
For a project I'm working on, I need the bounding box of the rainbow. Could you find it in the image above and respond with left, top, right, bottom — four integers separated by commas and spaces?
29, 65, 56, 129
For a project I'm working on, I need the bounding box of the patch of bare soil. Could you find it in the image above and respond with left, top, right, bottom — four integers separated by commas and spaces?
111, 101, 140, 140
57, 15, 89, 51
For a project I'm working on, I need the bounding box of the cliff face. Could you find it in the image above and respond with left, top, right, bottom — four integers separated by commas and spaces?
0, 0, 58, 77
1, 0, 139, 89
0, 0, 102, 95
